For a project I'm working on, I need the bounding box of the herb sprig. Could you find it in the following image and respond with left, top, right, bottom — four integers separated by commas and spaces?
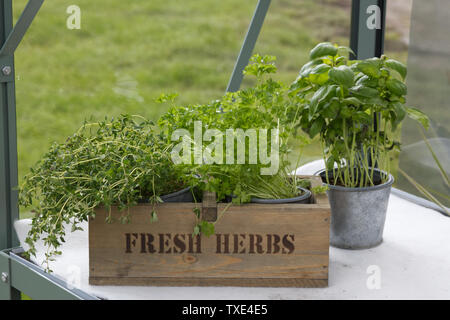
159, 55, 303, 203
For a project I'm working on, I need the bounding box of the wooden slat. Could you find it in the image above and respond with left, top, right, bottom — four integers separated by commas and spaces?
90, 277, 328, 288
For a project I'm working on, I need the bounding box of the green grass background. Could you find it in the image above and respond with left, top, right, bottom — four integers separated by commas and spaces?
13, 0, 405, 218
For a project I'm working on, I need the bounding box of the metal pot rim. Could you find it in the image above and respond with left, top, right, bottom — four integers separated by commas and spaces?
251, 186, 312, 203
314, 168, 394, 192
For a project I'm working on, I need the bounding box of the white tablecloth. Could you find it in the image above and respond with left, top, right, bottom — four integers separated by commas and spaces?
14, 162, 450, 300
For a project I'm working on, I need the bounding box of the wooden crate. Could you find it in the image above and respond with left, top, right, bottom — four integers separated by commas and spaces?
89, 176, 330, 287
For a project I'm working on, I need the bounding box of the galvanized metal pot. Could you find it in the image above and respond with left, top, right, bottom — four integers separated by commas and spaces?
317, 169, 394, 249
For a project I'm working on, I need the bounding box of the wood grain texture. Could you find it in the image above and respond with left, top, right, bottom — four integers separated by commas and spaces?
89, 176, 330, 287
89, 277, 328, 288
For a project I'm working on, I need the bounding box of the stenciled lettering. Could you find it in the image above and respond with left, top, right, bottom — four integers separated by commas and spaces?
125, 233, 295, 255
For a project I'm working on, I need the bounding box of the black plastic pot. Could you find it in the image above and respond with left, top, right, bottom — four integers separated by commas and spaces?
250, 187, 312, 204
224, 194, 237, 203
160, 186, 194, 203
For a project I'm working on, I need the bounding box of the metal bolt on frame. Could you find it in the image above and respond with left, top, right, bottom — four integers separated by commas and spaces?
2, 65, 11, 75
1, 272, 8, 283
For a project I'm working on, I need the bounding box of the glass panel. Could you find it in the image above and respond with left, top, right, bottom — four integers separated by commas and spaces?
398, 0, 450, 206
15, 0, 355, 185
252, 0, 352, 167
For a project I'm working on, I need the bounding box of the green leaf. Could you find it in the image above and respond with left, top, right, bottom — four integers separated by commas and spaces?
392, 102, 406, 123
310, 63, 331, 75
352, 111, 373, 124
350, 85, 379, 98
385, 59, 407, 80
200, 221, 215, 237
244, 54, 277, 77
155, 93, 179, 104
311, 185, 329, 194
386, 78, 407, 96
150, 210, 158, 223
309, 118, 324, 138
337, 46, 355, 57
193, 225, 200, 236
309, 42, 338, 60
328, 65, 354, 87
356, 75, 378, 88
343, 97, 362, 106
356, 58, 382, 78
306, 64, 332, 84
193, 207, 200, 219
326, 156, 335, 171
322, 99, 340, 118
309, 85, 336, 119
309, 72, 330, 85
309, 86, 327, 113
406, 107, 429, 129
299, 60, 321, 78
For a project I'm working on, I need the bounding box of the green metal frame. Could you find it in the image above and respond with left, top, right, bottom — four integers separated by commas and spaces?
350, 0, 386, 59
0, 248, 98, 300
226, 0, 271, 92
1, 0, 46, 253
0, 0, 19, 255
350, 0, 386, 158
0, 0, 387, 300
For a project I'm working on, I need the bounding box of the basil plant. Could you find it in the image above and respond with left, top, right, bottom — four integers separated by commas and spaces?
290, 42, 429, 188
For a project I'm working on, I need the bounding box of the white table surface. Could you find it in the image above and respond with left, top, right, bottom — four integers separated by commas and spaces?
13, 161, 450, 300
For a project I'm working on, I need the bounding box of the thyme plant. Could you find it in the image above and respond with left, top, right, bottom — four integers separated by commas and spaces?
19, 115, 189, 269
